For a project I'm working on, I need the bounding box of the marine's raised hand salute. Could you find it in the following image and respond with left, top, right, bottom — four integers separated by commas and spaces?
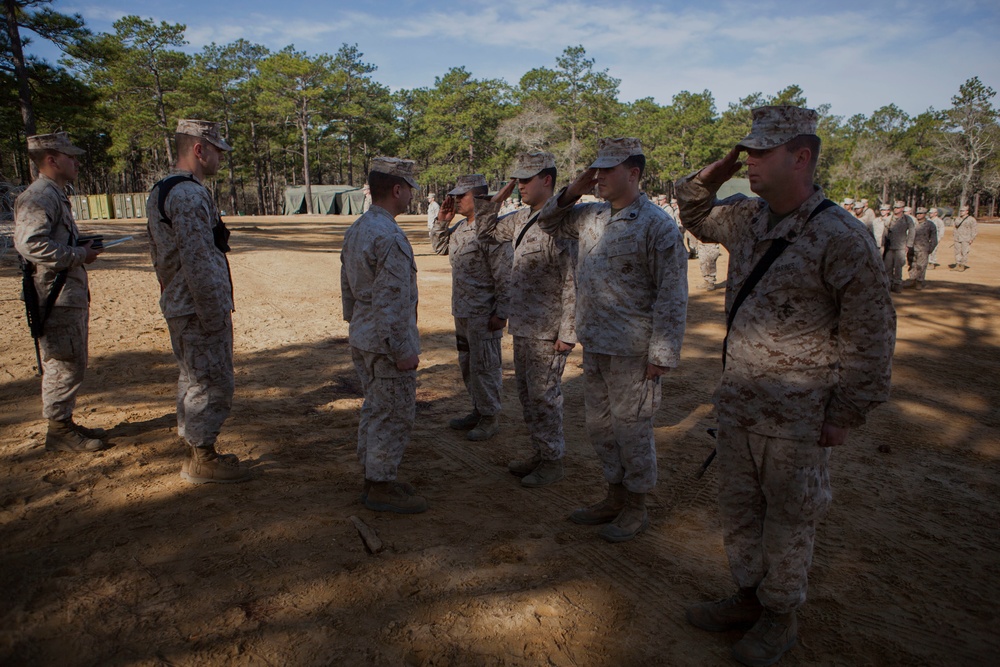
438, 195, 456, 223
560, 167, 598, 205
698, 146, 743, 186
491, 178, 518, 204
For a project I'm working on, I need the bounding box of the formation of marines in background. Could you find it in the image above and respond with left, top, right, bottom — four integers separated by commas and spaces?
841, 196, 978, 291
26, 100, 999, 665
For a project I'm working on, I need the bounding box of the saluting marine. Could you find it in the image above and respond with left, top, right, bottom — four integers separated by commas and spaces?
475, 151, 577, 489
538, 137, 688, 543
431, 174, 512, 442
677, 106, 895, 666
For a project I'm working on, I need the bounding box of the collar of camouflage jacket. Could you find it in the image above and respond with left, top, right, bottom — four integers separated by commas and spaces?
752, 186, 828, 243
607, 193, 650, 223
36, 173, 69, 200
169, 169, 203, 185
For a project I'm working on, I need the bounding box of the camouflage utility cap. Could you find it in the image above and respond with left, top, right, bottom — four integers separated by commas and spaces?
510, 151, 556, 179
844, 198, 855, 206
853, 201, 864, 209
370, 156, 419, 189
589, 137, 643, 169
916, 207, 928, 214
447, 174, 488, 196
737, 106, 819, 151
893, 200, 905, 209
176, 119, 232, 151
880, 204, 891, 211
27, 132, 85, 156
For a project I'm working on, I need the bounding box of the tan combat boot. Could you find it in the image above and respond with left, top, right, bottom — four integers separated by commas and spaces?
181, 446, 251, 484
521, 459, 565, 488
599, 491, 649, 542
467, 415, 499, 441
45, 418, 108, 452
449, 409, 482, 430
569, 483, 627, 525
507, 453, 541, 477
364, 481, 428, 514
686, 587, 763, 632
731, 608, 798, 667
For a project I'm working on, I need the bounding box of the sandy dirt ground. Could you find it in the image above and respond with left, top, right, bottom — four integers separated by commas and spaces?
1, 213, 998, 666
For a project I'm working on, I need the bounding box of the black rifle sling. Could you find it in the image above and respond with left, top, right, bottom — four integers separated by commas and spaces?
722, 198, 836, 369
20, 253, 71, 340
514, 210, 541, 249
155, 174, 230, 252
153, 174, 235, 309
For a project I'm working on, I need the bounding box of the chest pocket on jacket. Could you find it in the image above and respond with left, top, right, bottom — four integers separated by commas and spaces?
520, 241, 543, 255
608, 239, 638, 257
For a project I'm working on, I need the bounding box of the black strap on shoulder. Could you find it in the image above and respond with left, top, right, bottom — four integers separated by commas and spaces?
153, 173, 231, 253
722, 198, 836, 369
155, 174, 197, 227
514, 211, 541, 249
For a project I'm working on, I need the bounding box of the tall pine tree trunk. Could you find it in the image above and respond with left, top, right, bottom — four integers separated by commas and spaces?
250, 120, 264, 215
4, 0, 37, 180
347, 128, 353, 186
151, 67, 174, 166
301, 120, 313, 214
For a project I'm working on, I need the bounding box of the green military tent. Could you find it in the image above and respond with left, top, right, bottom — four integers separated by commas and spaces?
336, 188, 367, 215
283, 185, 363, 215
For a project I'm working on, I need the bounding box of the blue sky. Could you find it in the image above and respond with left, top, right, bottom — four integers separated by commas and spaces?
33, 0, 1000, 119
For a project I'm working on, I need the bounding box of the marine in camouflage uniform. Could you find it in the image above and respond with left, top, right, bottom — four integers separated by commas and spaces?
431, 174, 512, 441
475, 152, 577, 487
148, 119, 248, 484
698, 240, 722, 290
860, 200, 877, 228
908, 207, 938, 289
927, 208, 946, 268
677, 106, 896, 666
884, 201, 915, 291
873, 204, 891, 251
951, 206, 978, 271
539, 137, 688, 542
342, 157, 427, 513
426, 193, 439, 231
14, 132, 108, 452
